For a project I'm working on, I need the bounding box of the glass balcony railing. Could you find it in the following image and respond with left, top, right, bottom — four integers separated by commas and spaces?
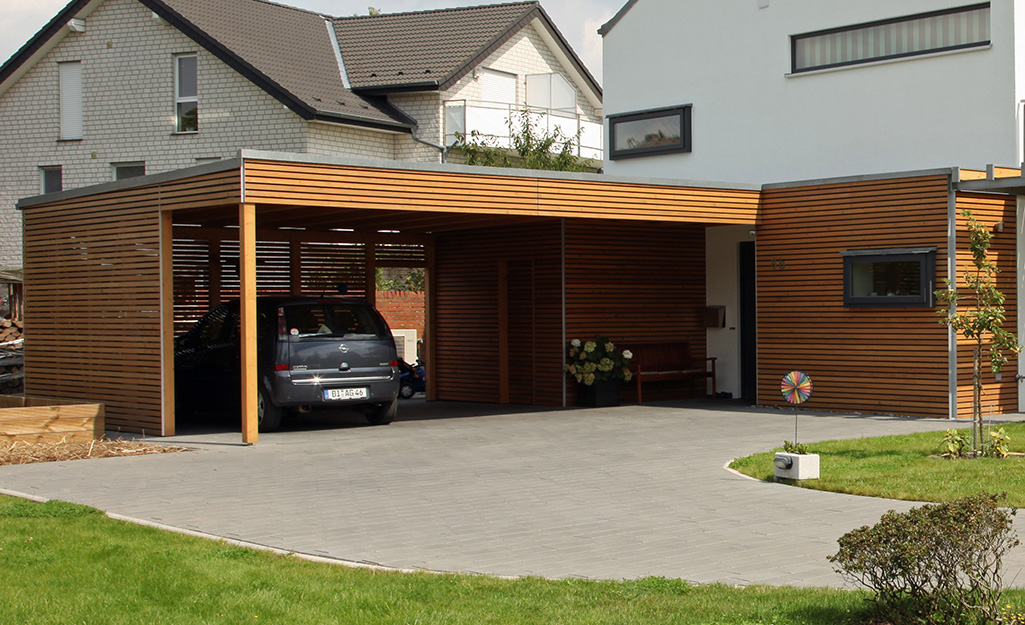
444, 100, 603, 162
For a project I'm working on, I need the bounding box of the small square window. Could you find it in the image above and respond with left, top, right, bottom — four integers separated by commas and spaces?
40, 166, 62, 194
608, 105, 691, 160
841, 248, 937, 307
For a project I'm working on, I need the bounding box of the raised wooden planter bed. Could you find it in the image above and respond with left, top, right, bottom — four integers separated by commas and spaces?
0, 396, 105, 443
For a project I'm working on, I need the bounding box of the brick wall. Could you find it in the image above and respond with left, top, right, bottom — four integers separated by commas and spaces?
375, 290, 425, 337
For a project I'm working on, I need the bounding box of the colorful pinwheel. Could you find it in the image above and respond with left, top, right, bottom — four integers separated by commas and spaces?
781, 371, 813, 404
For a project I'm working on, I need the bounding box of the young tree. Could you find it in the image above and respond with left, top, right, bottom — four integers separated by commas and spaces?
454, 109, 593, 172
936, 209, 1021, 454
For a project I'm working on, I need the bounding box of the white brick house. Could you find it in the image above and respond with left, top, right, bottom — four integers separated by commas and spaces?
0, 0, 602, 268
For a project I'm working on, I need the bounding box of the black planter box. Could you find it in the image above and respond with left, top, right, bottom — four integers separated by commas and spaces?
577, 380, 622, 407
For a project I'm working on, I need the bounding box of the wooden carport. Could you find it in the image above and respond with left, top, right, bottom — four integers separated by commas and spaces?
19, 150, 759, 442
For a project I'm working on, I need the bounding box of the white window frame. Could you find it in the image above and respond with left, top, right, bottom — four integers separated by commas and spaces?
59, 61, 83, 140
40, 166, 62, 194
479, 68, 517, 105
175, 54, 198, 133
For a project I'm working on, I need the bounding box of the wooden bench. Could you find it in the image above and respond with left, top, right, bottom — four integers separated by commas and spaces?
627, 341, 716, 404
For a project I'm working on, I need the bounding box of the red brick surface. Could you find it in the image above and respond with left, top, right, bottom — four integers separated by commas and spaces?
376, 290, 425, 337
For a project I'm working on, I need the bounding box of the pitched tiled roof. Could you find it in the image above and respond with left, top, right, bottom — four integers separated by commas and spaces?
333, 2, 540, 91
155, 0, 414, 129
0, 0, 599, 131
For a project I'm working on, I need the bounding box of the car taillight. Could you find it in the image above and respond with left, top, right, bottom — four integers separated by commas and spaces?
390, 360, 398, 367
274, 364, 289, 372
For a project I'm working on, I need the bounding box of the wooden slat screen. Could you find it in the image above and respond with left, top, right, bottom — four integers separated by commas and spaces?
173, 229, 427, 332
433, 219, 709, 405
758, 175, 953, 418
433, 223, 562, 404
952, 193, 1018, 419
24, 191, 163, 434
564, 220, 708, 403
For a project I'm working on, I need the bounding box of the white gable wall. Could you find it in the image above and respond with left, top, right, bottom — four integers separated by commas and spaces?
603, 0, 1023, 184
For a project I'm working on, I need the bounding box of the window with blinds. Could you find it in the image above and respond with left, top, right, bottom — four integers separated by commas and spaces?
792, 3, 990, 73
58, 61, 82, 140
480, 68, 516, 105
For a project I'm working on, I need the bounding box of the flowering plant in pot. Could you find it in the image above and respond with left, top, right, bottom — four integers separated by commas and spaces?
565, 335, 633, 406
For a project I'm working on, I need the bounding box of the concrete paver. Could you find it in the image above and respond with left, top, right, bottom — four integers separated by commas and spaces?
1, 400, 1023, 587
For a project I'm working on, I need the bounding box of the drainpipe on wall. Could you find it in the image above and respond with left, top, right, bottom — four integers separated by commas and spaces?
947, 174, 959, 420
1018, 195, 1025, 413
392, 103, 453, 164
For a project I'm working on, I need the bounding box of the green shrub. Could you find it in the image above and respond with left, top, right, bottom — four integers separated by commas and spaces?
828, 493, 1019, 625
783, 440, 809, 454
941, 429, 970, 458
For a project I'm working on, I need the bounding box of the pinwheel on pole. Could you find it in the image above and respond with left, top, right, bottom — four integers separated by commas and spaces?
781, 370, 813, 444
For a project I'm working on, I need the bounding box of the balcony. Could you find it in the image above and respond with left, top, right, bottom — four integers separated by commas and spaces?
444, 101, 603, 162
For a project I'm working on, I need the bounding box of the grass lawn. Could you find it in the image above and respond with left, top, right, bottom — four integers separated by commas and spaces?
0, 494, 883, 625
729, 422, 1025, 507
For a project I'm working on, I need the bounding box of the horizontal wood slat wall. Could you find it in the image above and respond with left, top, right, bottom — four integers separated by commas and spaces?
952, 193, 1018, 419
434, 223, 563, 404
24, 193, 163, 434
22, 170, 241, 435
172, 227, 427, 333
565, 220, 708, 403
433, 220, 709, 405
242, 160, 761, 225
758, 175, 952, 418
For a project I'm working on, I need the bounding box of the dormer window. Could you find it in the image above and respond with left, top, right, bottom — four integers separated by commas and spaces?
175, 54, 198, 132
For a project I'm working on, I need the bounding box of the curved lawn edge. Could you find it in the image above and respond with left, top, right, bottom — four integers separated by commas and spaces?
727, 423, 1025, 507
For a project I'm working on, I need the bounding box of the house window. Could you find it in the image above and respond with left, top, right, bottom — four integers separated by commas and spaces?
40, 166, 62, 194
792, 3, 990, 73
175, 54, 198, 132
114, 162, 146, 180
608, 105, 691, 160
841, 247, 936, 307
480, 68, 516, 105
526, 73, 575, 111
58, 61, 82, 140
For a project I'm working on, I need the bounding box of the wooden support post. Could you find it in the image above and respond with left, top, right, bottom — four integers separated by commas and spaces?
425, 239, 437, 401
364, 243, 376, 305
498, 259, 510, 404
239, 203, 258, 445
290, 240, 303, 296
159, 211, 176, 436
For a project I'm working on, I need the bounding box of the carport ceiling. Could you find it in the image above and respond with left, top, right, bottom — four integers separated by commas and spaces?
172, 203, 558, 234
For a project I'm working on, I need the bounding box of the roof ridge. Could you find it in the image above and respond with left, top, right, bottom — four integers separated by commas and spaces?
332, 1, 538, 23
247, 0, 330, 19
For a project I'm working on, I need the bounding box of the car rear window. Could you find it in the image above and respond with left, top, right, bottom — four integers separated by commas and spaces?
284, 303, 388, 339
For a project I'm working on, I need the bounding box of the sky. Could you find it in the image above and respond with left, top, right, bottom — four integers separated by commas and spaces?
0, 0, 624, 83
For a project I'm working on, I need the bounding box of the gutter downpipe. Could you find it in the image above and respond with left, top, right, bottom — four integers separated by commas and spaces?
947, 171, 958, 420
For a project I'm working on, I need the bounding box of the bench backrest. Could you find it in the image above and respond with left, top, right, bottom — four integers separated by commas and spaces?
627, 341, 695, 370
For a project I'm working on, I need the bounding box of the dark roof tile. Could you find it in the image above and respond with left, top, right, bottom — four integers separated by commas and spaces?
333, 2, 539, 90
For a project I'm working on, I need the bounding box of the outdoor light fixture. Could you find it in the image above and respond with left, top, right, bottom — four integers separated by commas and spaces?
773, 455, 793, 470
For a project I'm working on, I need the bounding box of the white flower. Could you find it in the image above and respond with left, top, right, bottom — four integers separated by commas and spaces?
571, 339, 581, 347
622, 350, 633, 360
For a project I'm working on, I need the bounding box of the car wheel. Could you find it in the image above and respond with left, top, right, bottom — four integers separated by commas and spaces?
399, 383, 415, 400
366, 399, 396, 425
257, 387, 283, 432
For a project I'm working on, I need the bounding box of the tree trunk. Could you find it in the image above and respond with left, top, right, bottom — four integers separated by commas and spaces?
973, 345, 982, 454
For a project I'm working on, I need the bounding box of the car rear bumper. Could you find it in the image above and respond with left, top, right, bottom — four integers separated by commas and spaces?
270, 369, 399, 408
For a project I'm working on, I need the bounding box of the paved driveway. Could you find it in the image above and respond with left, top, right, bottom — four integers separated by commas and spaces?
2, 401, 1023, 588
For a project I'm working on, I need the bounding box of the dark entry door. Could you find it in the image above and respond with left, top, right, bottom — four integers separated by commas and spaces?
739, 241, 757, 400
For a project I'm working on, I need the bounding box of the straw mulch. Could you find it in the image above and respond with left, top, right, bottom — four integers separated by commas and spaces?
0, 437, 186, 466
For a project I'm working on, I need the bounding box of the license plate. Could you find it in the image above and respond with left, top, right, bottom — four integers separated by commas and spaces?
323, 387, 368, 401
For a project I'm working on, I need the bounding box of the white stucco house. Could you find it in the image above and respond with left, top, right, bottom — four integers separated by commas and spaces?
0, 0, 602, 269
600, 1, 1024, 402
